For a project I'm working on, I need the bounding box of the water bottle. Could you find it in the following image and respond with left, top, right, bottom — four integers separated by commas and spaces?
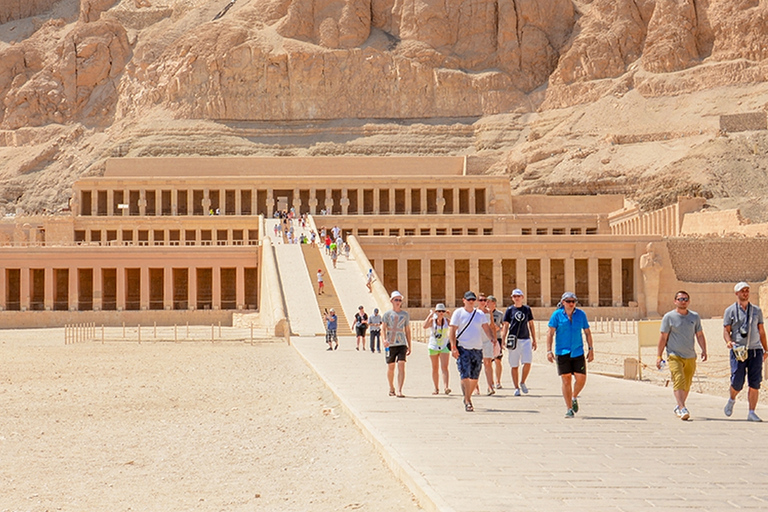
658, 359, 667, 371
385, 346, 390, 358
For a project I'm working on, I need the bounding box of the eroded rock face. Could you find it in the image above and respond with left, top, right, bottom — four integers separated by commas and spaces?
1, 19, 130, 129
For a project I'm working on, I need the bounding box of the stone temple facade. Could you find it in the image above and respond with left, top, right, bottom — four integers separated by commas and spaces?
0, 156, 763, 331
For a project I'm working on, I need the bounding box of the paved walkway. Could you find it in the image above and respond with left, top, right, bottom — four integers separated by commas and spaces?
292, 336, 768, 512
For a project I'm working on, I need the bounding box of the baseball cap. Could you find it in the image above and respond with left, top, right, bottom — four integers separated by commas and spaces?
435, 303, 447, 311
487, 295, 497, 302
734, 282, 750, 292
390, 290, 403, 300
561, 292, 577, 301
511, 288, 524, 297
463, 291, 477, 300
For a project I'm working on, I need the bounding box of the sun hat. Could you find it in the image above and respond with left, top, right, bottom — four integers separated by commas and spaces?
435, 303, 447, 312
390, 290, 403, 300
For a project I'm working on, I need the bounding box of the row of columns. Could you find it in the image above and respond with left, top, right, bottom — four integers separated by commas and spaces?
382, 256, 631, 309
1, 266, 251, 311
82, 187, 485, 216
613, 204, 679, 236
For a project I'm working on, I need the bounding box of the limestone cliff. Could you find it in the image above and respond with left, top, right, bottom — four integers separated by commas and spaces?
1, 0, 768, 219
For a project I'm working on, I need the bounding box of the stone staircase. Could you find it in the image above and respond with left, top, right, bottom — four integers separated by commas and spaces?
301, 244, 354, 336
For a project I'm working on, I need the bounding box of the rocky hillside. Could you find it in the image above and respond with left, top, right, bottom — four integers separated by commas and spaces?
1, 0, 768, 220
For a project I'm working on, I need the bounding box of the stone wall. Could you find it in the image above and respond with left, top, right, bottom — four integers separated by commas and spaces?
719, 112, 767, 132
667, 238, 768, 283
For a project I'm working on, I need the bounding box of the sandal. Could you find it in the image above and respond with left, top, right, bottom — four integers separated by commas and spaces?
444, 388, 451, 395
389, 390, 396, 397
397, 392, 405, 398
464, 402, 474, 412
432, 389, 440, 395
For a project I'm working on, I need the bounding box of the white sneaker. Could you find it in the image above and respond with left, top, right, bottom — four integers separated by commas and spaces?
520, 383, 529, 394
724, 399, 735, 417
674, 406, 682, 418
680, 407, 690, 421
747, 411, 763, 422
514, 388, 521, 396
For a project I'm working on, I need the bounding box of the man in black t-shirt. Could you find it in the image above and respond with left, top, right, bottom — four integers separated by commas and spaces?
501, 289, 537, 396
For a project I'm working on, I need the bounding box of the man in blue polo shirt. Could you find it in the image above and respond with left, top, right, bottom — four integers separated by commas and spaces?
546, 292, 594, 418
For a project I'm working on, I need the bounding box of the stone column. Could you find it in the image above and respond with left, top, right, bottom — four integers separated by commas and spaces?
565, 257, 576, 294
123, 189, 129, 216
21, 267, 30, 311
189, 267, 197, 310
469, 259, 479, 295
235, 189, 242, 215
541, 257, 551, 307
446, 259, 456, 308
309, 189, 318, 215
236, 266, 244, 310
452, 189, 459, 215
155, 189, 162, 216
44, 267, 53, 311
138, 190, 146, 216
420, 187, 427, 215
612, 257, 623, 307
293, 188, 302, 215
588, 258, 599, 308
251, 188, 258, 216
108, 190, 114, 216
140, 267, 150, 310
116, 266, 125, 311
469, 188, 476, 214
373, 188, 380, 214
357, 189, 364, 215
340, 189, 350, 216
389, 189, 396, 215
93, 267, 102, 311
213, 266, 221, 310
397, 257, 407, 298
164, 266, 173, 310
493, 259, 503, 301
0, 268, 6, 310
405, 189, 412, 215
91, 190, 98, 216
69, 267, 78, 311
421, 257, 430, 308
203, 189, 211, 215
516, 259, 527, 297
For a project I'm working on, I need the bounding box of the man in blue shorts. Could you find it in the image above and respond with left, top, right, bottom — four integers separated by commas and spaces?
547, 292, 594, 418
723, 282, 768, 422
450, 291, 496, 412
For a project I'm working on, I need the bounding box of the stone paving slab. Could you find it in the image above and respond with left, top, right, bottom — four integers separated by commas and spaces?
292, 336, 768, 512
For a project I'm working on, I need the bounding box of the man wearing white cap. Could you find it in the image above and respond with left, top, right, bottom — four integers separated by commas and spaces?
547, 292, 593, 418
382, 291, 411, 398
723, 282, 768, 422
501, 289, 537, 396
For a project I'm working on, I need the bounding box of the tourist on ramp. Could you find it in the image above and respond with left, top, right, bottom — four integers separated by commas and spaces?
423, 303, 451, 395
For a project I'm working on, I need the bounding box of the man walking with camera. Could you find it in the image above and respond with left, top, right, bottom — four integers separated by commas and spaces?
501, 289, 537, 396
723, 282, 768, 422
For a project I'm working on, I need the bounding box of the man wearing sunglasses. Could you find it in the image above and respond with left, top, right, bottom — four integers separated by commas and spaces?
450, 291, 496, 412
657, 291, 708, 420
547, 292, 593, 418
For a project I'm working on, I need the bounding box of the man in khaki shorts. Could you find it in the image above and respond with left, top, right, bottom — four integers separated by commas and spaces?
656, 291, 708, 420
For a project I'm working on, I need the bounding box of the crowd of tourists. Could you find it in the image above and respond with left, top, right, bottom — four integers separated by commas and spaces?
338, 282, 766, 421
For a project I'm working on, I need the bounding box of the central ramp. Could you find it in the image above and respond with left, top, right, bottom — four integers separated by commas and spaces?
293, 337, 768, 512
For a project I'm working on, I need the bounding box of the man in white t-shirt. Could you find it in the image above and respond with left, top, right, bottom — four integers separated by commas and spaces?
450, 291, 495, 412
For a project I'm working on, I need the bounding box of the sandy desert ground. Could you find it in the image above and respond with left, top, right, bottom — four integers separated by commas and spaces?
0, 329, 422, 512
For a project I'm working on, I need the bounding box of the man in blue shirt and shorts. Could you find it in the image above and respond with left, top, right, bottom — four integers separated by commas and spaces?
546, 292, 594, 418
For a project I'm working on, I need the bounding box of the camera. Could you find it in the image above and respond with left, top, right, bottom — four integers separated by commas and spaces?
739, 326, 749, 337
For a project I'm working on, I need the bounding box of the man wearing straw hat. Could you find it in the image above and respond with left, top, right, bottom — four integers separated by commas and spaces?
723, 282, 768, 422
